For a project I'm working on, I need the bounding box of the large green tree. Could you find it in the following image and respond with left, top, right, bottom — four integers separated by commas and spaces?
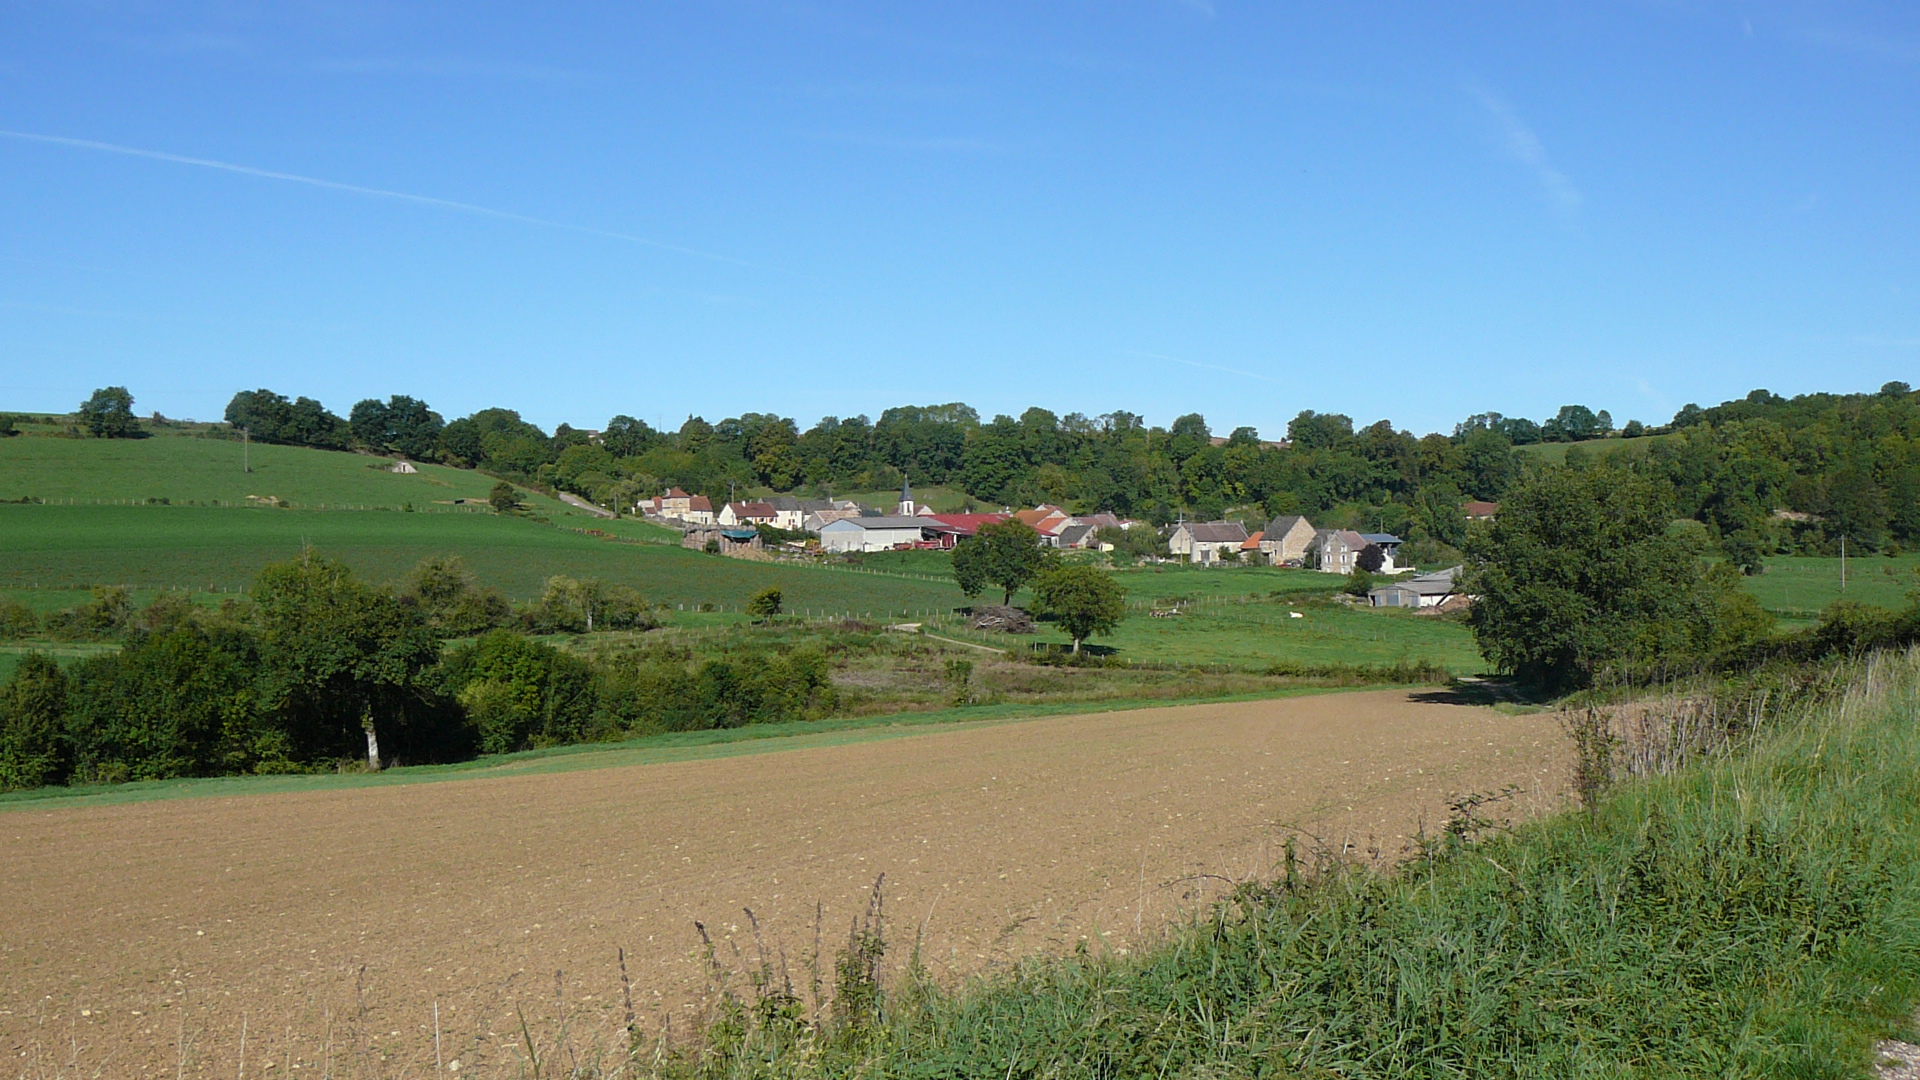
78, 386, 137, 439
1464, 467, 1736, 690
953, 520, 1049, 605
1031, 564, 1127, 653
251, 553, 454, 769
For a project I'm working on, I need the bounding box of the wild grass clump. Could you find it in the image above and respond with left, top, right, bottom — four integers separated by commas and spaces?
619, 648, 1920, 1078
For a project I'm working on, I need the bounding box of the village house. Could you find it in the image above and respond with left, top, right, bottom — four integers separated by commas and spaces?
1055, 522, 1098, 550
718, 501, 777, 527
641, 487, 716, 525
1258, 515, 1316, 565
657, 487, 695, 516
1014, 505, 1073, 544
1464, 500, 1500, 521
765, 496, 837, 531
1167, 520, 1251, 565
1311, 528, 1369, 574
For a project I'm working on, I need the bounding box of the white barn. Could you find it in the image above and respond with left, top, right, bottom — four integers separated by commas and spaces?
817, 516, 934, 554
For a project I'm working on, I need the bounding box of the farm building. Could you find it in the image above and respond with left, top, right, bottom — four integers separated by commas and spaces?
1368, 566, 1465, 608
1464, 500, 1500, 521
682, 525, 764, 555
923, 512, 1010, 540
1258, 515, 1316, 565
387, 460, 418, 474
818, 515, 947, 553
1168, 520, 1250, 565
1360, 532, 1406, 573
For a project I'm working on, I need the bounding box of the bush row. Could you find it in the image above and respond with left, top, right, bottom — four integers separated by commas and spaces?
0, 555, 835, 791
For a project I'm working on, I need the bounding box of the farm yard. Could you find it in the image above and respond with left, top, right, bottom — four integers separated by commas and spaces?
0, 690, 1567, 1077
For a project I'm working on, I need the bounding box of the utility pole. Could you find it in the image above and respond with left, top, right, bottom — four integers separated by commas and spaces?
1841, 534, 1847, 592
242, 427, 251, 473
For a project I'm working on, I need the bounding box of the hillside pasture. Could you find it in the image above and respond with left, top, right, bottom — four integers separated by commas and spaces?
0, 504, 968, 612
1745, 554, 1920, 619
0, 428, 593, 515
1020, 598, 1484, 672
0, 690, 1565, 1077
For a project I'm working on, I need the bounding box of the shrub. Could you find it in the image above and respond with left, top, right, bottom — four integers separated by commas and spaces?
0, 654, 69, 790
438, 630, 597, 754
0, 600, 38, 638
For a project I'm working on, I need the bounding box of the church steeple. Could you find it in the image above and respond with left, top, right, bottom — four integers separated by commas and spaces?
898, 474, 914, 516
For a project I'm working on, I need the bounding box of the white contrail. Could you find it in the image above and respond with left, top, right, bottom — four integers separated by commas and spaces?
0, 128, 773, 270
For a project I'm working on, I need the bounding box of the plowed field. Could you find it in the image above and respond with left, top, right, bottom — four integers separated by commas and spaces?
1, 690, 1566, 1077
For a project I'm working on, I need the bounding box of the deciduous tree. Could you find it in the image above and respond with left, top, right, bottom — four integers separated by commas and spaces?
1031, 564, 1127, 653
78, 386, 137, 438
953, 520, 1049, 605
1464, 468, 1731, 690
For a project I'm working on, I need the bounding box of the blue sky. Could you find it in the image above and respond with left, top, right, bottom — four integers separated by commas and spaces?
2, 2, 1916, 438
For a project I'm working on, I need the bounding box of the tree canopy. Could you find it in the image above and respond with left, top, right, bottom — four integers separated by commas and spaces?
1463, 468, 1766, 690
953, 521, 1049, 605
1031, 564, 1127, 653
78, 386, 138, 439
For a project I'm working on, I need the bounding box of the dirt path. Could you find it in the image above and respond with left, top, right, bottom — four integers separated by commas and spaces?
0, 690, 1565, 1077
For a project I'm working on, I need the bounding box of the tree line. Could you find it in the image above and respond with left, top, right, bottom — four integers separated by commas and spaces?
212, 381, 1920, 560
0, 554, 836, 791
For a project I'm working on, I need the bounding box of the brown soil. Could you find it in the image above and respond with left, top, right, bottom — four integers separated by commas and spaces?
0, 690, 1566, 1077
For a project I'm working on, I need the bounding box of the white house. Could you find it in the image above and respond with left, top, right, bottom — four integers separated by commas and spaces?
719, 501, 777, 526
1167, 521, 1251, 565
818, 516, 936, 554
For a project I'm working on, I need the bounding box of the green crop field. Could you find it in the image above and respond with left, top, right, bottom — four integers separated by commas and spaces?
0, 504, 968, 613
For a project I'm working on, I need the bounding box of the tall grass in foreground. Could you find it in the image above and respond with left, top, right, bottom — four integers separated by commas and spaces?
614, 649, 1920, 1079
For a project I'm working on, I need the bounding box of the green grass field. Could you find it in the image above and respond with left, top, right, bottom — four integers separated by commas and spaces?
0, 642, 119, 683
1512, 432, 1676, 465
0, 427, 590, 514
0, 504, 972, 613
1744, 554, 1920, 619
1018, 598, 1484, 671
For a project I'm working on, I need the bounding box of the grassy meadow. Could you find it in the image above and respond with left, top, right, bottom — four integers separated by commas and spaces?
1744, 553, 1920, 620
1029, 597, 1484, 670
0, 504, 969, 612
0, 426, 586, 513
